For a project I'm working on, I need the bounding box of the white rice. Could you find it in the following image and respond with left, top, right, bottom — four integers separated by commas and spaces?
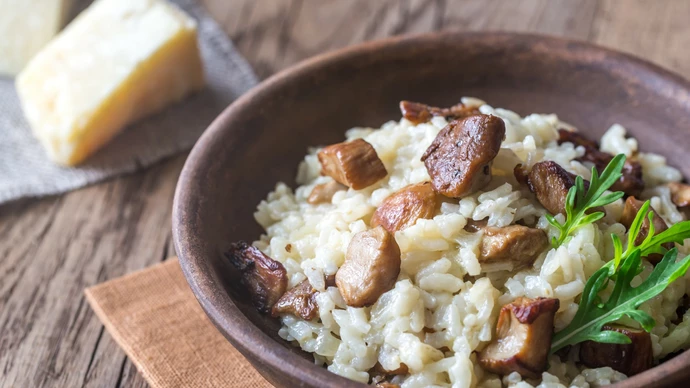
253, 98, 689, 387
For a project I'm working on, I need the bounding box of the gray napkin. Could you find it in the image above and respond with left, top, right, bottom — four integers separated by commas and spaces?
0, 0, 258, 204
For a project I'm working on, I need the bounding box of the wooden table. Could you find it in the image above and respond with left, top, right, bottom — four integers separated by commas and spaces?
2, 1, 690, 386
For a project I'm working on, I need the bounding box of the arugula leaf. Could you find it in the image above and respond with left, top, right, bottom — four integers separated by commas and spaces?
641, 221, 690, 256
537, 153, 690, 352
604, 200, 690, 274
547, 154, 626, 248
551, 248, 690, 353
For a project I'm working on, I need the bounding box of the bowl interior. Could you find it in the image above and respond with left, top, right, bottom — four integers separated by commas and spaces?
173, 32, 690, 387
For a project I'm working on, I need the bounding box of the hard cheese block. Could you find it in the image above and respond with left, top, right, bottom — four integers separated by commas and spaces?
16, 0, 205, 166
0, 0, 73, 76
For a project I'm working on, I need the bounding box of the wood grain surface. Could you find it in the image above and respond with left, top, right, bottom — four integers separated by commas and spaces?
1, 1, 690, 387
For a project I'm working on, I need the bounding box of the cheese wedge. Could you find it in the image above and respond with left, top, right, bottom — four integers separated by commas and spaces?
0, 0, 73, 76
16, 0, 205, 166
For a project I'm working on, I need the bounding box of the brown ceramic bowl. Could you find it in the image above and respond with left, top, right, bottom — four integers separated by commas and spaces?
172, 31, 690, 387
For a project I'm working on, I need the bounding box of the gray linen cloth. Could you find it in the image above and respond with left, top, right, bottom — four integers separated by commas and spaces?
0, 0, 258, 204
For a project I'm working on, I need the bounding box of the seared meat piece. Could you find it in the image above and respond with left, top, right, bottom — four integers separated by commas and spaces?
307, 180, 346, 204
478, 297, 559, 378
225, 242, 288, 313
479, 226, 549, 272
376, 383, 400, 388
620, 196, 670, 263
557, 129, 644, 196
579, 325, 653, 376
518, 161, 579, 215
336, 226, 401, 307
271, 279, 320, 320
318, 138, 387, 190
399, 100, 481, 125
668, 182, 690, 208
371, 182, 438, 232
421, 114, 505, 198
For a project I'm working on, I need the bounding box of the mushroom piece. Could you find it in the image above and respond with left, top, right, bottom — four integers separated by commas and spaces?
307, 180, 347, 204
371, 182, 438, 232
336, 226, 401, 307
668, 182, 690, 208
516, 161, 580, 215
478, 297, 560, 378
421, 114, 506, 198
374, 362, 409, 376
479, 226, 549, 272
464, 218, 488, 233
579, 325, 653, 376
318, 138, 388, 190
620, 196, 670, 263
615, 161, 645, 198
271, 279, 320, 320
399, 100, 481, 125
225, 242, 288, 313
557, 129, 644, 197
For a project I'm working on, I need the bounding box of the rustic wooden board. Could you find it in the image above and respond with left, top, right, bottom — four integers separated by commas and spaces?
1, 1, 689, 386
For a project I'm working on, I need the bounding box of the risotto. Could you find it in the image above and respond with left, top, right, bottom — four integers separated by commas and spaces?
227, 97, 690, 387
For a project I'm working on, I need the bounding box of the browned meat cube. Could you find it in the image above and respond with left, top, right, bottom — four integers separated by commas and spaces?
620, 196, 670, 263
335, 226, 401, 307
668, 182, 690, 208
318, 138, 387, 190
371, 182, 438, 232
478, 297, 560, 378
271, 279, 320, 320
579, 325, 653, 376
421, 114, 505, 198
307, 180, 347, 204
225, 242, 288, 313
479, 226, 549, 272
399, 100, 481, 125
557, 129, 644, 197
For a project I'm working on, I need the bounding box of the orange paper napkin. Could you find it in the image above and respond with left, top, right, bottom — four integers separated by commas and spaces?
85, 258, 271, 388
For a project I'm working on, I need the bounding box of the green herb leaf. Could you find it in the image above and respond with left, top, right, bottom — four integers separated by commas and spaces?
603, 200, 690, 274
544, 155, 690, 353
551, 248, 690, 353
547, 154, 626, 248
588, 330, 631, 345
641, 221, 690, 256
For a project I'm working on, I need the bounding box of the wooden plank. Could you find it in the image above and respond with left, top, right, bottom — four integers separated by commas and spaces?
0, 155, 185, 387
590, 0, 690, 78
208, 0, 599, 79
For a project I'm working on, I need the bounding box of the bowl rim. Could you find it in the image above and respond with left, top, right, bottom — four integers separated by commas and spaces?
173, 30, 690, 387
